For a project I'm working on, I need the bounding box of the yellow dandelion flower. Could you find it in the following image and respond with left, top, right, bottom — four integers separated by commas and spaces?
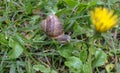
90, 7, 118, 32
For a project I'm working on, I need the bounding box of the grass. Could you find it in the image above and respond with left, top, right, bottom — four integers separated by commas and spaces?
0, 0, 120, 73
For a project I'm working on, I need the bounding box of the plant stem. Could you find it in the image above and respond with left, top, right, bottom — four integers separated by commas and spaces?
88, 47, 93, 73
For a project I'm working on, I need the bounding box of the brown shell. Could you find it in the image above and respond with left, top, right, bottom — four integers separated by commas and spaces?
41, 14, 64, 38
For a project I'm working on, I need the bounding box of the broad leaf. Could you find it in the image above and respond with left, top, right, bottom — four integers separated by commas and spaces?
58, 44, 74, 58
8, 37, 24, 59
33, 64, 50, 73
92, 49, 107, 68
65, 56, 83, 73
63, 0, 78, 8
79, 48, 87, 62
83, 63, 91, 73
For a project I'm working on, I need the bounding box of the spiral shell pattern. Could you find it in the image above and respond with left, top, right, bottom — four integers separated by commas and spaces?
41, 14, 64, 38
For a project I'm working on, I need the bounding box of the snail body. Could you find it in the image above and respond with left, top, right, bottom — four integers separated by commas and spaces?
41, 14, 70, 43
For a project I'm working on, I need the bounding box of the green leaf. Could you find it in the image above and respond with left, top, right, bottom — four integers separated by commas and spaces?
92, 49, 107, 68
0, 17, 8, 22
116, 63, 120, 73
50, 70, 58, 73
91, 0, 104, 5
109, 0, 119, 3
33, 64, 50, 73
73, 23, 83, 35
83, 63, 91, 73
8, 37, 24, 59
88, 1, 97, 7
65, 56, 83, 73
63, 0, 78, 7
29, 15, 40, 25
10, 64, 16, 73
58, 44, 74, 58
79, 49, 87, 62
25, 0, 33, 15
0, 33, 8, 46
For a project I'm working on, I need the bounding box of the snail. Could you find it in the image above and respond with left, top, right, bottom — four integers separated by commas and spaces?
41, 14, 70, 43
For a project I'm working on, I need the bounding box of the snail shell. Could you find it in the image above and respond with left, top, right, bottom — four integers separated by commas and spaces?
41, 14, 70, 43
